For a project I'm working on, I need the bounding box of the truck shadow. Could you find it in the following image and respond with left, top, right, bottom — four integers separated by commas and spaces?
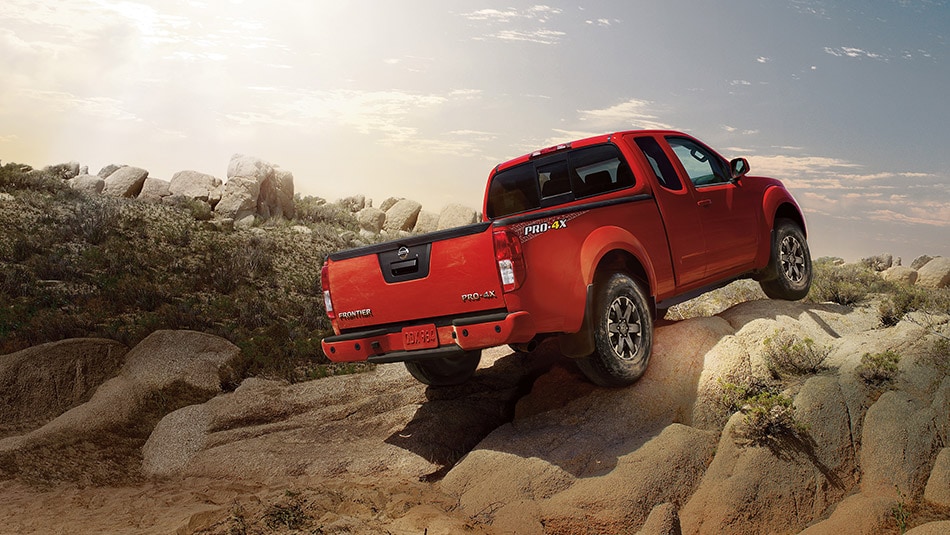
387, 299, 861, 482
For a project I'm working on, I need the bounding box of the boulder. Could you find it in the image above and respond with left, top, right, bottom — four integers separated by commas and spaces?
138, 177, 171, 202
882, 266, 918, 285
916, 257, 950, 288
357, 207, 386, 233
413, 210, 440, 233
862, 253, 893, 272
441, 319, 720, 534
924, 448, 950, 507
97, 164, 123, 179
796, 493, 897, 535
680, 375, 858, 535
227, 154, 275, 182
168, 170, 222, 203
142, 346, 531, 481
0, 339, 128, 437
906, 521, 950, 535
911, 255, 934, 270
637, 503, 682, 535
215, 176, 260, 222
219, 154, 294, 220
0, 331, 240, 484
384, 199, 422, 232
258, 167, 295, 218
0, 192, 14, 203
68, 174, 105, 194
379, 196, 402, 212
860, 390, 941, 497
339, 195, 366, 212
437, 203, 479, 230
102, 166, 148, 197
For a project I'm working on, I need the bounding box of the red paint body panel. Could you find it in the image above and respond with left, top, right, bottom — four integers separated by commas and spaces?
321, 130, 806, 364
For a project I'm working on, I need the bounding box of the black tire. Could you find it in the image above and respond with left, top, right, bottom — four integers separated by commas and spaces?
759, 219, 813, 301
404, 350, 481, 386
576, 273, 653, 387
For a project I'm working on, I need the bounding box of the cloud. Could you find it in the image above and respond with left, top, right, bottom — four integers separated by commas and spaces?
746, 153, 861, 177
823, 46, 888, 61
463, 5, 565, 44
577, 99, 672, 130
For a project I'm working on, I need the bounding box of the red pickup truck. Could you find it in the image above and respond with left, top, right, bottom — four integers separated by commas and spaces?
321, 130, 812, 387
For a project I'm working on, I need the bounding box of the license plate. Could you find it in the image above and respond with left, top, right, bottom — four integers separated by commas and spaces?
403, 324, 438, 351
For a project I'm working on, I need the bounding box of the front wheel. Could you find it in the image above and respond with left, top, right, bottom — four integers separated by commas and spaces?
576, 273, 653, 387
404, 350, 481, 386
759, 219, 813, 300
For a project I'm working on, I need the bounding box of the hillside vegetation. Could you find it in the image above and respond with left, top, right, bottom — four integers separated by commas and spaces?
0, 162, 363, 380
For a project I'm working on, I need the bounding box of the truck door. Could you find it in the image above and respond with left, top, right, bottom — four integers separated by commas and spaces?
628, 135, 707, 287
664, 136, 759, 278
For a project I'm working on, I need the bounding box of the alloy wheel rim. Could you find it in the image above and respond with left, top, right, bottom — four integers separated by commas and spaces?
606, 295, 642, 360
780, 236, 806, 283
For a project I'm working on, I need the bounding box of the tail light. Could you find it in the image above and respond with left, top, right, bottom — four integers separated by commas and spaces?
321, 262, 335, 319
493, 228, 526, 292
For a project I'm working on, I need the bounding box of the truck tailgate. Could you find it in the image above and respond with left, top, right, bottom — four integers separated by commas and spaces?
325, 222, 505, 332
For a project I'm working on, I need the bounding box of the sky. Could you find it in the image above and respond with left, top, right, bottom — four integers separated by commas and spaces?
1, 0, 948, 262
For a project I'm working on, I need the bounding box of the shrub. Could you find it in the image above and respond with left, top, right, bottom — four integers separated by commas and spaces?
878, 286, 922, 327
856, 350, 901, 387
807, 259, 888, 305
294, 195, 358, 231
720, 380, 802, 446
762, 331, 830, 379
263, 490, 311, 530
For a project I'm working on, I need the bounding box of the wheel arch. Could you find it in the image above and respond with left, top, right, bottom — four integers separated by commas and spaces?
579, 226, 656, 298
774, 202, 806, 237
560, 228, 657, 359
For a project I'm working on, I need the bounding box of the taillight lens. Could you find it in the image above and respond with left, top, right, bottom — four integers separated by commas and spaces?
493, 228, 526, 292
321, 262, 335, 318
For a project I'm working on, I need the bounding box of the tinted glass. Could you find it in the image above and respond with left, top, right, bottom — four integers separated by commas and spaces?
486, 143, 636, 218
486, 163, 540, 218
634, 136, 682, 191
570, 144, 635, 198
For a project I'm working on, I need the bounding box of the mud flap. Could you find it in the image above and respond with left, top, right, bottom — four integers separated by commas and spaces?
558, 284, 596, 358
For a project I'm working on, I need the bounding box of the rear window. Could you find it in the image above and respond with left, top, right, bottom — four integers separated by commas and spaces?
486, 144, 635, 218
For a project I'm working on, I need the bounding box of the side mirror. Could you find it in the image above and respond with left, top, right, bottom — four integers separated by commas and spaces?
730, 157, 750, 180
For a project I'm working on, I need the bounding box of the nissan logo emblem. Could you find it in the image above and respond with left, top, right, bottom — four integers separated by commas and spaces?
397, 246, 410, 260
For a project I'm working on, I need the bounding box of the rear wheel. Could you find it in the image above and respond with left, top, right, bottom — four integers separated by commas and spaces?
759, 219, 812, 300
404, 350, 481, 386
576, 273, 653, 387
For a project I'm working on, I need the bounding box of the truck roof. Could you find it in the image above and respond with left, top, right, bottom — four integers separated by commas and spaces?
493, 129, 688, 174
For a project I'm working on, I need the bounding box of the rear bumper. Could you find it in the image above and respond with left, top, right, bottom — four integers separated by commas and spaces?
321, 311, 535, 363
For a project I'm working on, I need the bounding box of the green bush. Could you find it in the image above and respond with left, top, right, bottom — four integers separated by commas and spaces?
807, 259, 888, 305
719, 379, 803, 446
762, 331, 830, 379
856, 350, 901, 387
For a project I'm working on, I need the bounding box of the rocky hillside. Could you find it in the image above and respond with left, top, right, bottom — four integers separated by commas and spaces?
0, 293, 948, 534
2, 158, 950, 534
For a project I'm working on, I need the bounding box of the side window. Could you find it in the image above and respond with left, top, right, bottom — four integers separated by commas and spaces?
486, 163, 541, 218
486, 143, 636, 218
634, 136, 682, 191
667, 137, 729, 187
569, 144, 635, 198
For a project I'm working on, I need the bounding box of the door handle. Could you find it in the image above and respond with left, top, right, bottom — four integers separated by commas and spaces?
697, 199, 712, 208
